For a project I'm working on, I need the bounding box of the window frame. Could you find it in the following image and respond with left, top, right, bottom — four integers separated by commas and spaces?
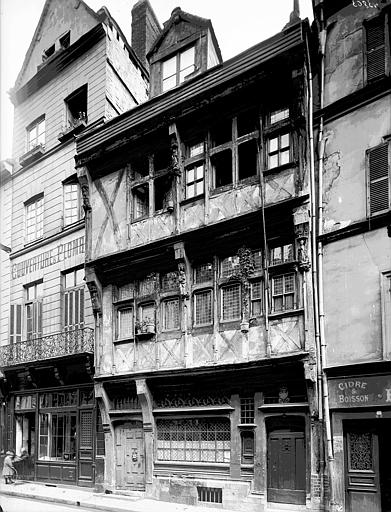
24, 281, 43, 341
366, 141, 390, 217
117, 306, 134, 340
162, 45, 196, 92
364, 13, 390, 84
63, 178, 84, 227
63, 268, 85, 332
26, 116, 45, 152
25, 194, 44, 244
270, 273, 297, 314
161, 296, 181, 332
193, 288, 213, 327
220, 282, 242, 322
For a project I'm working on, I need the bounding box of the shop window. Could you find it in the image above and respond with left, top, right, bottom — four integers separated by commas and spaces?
132, 184, 149, 219
271, 273, 296, 313
27, 116, 45, 151
270, 243, 294, 265
25, 194, 44, 243
250, 280, 263, 317
238, 139, 257, 180
241, 431, 254, 465
162, 45, 195, 92
63, 268, 84, 332
367, 142, 390, 216
365, 15, 387, 83
65, 85, 87, 129
154, 175, 172, 211
24, 282, 43, 340
267, 132, 291, 169
38, 412, 77, 461
162, 298, 180, 330
194, 262, 213, 284
156, 418, 230, 463
117, 307, 134, 340
63, 178, 83, 226
221, 283, 241, 321
193, 289, 213, 326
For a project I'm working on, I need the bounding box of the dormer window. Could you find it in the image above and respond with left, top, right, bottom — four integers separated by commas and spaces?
42, 44, 55, 62
162, 45, 195, 92
59, 31, 70, 50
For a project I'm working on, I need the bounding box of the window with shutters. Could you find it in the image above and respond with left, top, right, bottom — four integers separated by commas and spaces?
24, 282, 43, 340
367, 142, 390, 216
9, 304, 22, 344
63, 269, 84, 331
365, 15, 389, 83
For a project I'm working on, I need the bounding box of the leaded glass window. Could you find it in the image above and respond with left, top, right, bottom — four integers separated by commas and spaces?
162, 298, 180, 330
194, 290, 212, 326
221, 283, 241, 321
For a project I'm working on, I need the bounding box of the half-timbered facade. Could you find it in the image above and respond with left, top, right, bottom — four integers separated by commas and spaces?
312, 1, 391, 511
0, 0, 155, 487
76, 7, 322, 511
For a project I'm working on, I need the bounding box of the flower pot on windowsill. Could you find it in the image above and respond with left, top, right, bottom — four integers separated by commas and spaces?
146, 323, 155, 334
240, 321, 249, 332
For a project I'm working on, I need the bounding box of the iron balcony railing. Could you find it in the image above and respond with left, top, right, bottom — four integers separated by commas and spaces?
0, 327, 94, 367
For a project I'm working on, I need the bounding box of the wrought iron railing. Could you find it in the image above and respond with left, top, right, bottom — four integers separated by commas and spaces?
0, 327, 94, 367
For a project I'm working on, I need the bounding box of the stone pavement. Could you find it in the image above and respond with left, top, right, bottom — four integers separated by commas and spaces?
0, 480, 233, 512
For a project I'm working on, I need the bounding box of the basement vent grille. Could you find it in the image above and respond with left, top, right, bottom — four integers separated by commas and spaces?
197, 486, 222, 504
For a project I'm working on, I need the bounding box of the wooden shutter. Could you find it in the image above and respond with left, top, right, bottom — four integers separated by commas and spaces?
368, 143, 390, 216
9, 304, 22, 344
365, 16, 386, 82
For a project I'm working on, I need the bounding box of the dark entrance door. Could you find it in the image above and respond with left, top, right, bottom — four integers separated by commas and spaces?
345, 420, 391, 512
267, 417, 306, 505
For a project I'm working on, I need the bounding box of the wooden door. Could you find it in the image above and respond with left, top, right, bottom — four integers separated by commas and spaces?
345, 427, 381, 512
267, 429, 306, 504
115, 422, 145, 490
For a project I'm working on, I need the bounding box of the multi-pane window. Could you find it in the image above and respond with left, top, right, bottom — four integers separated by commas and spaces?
194, 262, 213, 284
63, 181, 83, 226
63, 269, 84, 331
162, 298, 180, 330
25, 282, 43, 340
367, 143, 390, 216
365, 16, 388, 83
25, 195, 44, 243
161, 272, 178, 292
250, 280, 263, 317
27, 117, 45, 151
271, 273, 296, 313
133, 184, 149, 219
194, 290, 213, 326
267, 132, 290, 169
185, 141, 205, 199
156, 418, 230, 463
162, 46, 195, 92
39, 412, 77, 461
270, 108, 289, 125
270, 243, 295, 265
9, 304, 22, 344
117, 307, 134, 339
221, 283, 241, 321
211, 110, 258, 188
240, 397, 255, 424
220, 255, 240, 278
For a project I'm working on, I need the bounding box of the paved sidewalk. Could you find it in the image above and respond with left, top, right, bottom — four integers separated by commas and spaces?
0, 480, 232, 512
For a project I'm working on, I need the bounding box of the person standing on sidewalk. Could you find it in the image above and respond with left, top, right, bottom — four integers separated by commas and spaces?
2, 450, 17, 484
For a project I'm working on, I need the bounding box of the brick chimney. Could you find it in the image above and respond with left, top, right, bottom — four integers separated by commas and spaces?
131, 0, 161, 70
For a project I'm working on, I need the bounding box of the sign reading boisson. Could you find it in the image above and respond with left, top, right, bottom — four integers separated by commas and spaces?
328, 375, 391, 408
11, 236, 85, 279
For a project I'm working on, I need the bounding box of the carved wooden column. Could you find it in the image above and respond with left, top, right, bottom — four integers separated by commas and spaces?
136, 379, 155, 492
76, 165, 92, 261
95, 382, 114, 490
173, 242, 190, 367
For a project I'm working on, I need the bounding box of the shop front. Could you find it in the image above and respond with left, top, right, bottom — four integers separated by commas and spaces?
5, 384, 100, 486
328, 373, 391, 512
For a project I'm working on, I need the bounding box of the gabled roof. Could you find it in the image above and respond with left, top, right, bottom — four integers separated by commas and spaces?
13, 0, 100, 90
147, 7, 222, 62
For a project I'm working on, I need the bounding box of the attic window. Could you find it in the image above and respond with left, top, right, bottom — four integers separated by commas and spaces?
162, 45, 195, 92
59, 31, 70, 50
42, 44, 55, 62
65, 85, 88, 129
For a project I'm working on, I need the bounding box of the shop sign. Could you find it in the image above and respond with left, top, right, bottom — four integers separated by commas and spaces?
11, 236, 84, 279
328, 375, 391, 408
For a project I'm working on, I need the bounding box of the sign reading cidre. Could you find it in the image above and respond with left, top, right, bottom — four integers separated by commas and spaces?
328, 375, 391, 408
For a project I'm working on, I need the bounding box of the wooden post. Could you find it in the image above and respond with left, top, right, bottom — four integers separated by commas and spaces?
136, 379, 155, 490
230, 393, 241, 479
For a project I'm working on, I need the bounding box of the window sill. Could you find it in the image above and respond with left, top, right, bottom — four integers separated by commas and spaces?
131, 215, 149, 224
268, 260, 298, 271
62, 218, 84, 232
268, 308, 303, 320
19, 144, 46, 167
210, 184, 233, 196
113, 337, 134, 345
180, 194, 205, 206
263, 161, 297, 176
23, 237, 44, 248
58, 120, 87, 143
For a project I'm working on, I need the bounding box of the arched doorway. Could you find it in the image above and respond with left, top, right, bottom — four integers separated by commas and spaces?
266, 415, 306, 505
115, 421, 145, 490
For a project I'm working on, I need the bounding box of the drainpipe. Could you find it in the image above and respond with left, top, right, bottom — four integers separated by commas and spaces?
317, 3, 334, 462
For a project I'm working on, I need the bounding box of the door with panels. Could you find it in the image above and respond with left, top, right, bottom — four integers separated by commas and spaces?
115, 421, 145, 490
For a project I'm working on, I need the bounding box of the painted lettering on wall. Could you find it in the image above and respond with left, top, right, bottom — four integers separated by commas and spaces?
328, 375, 391, 408
11, 236, 85, 279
